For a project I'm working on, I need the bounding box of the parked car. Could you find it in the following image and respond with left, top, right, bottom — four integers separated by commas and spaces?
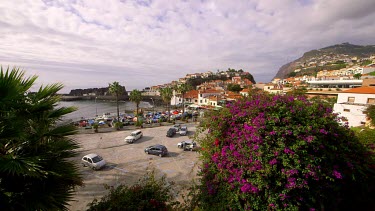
173, 124, 181, 132
166, 128, 177, 137
179, 126, 188, 135
144, 145, 168, 157
81, 154, 106, 170
177, 140, 197, 151
125, 130, 143, 143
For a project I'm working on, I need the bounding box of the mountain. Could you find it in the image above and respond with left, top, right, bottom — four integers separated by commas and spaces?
274, 43, 375, 79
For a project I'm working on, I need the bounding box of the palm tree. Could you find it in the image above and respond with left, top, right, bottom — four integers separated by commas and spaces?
0, 67, 82, 210
177, 83, 193, 114
108, 81, 124, 122
129, 89, 142, 117
160, 87, 173, 122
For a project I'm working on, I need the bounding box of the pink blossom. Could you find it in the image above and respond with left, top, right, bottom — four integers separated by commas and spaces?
332, 170, 342, 179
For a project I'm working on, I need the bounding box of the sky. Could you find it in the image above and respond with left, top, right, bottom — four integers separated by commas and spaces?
1, 0, 375, 93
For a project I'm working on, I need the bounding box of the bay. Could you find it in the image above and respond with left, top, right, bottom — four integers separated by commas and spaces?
58, 100, 152, 122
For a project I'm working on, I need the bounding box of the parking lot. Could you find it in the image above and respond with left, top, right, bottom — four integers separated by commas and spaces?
68, 123, 200, 211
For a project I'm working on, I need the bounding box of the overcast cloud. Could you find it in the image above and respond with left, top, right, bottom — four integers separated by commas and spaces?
0, 0, 374, 93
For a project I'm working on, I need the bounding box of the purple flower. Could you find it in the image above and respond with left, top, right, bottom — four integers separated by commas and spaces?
305, 135, 314, 143
319, 128, 328, 135
333, 170, 342, 179
287, 169, 298, 175
284, 148, 294, 155
270, 131, 276, 135
253, 145, 259, 151
279, 193, 287, 200
269, 158, 277, 165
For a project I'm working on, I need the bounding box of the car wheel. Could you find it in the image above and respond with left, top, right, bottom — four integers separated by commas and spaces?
141, 135, 143, 138
159, 153, 162, 157
92, 166, 96, 170
146, 151, 149, 154
82, 163, 86, 167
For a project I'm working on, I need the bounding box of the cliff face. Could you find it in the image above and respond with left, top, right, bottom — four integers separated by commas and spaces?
274, 43, 375, 79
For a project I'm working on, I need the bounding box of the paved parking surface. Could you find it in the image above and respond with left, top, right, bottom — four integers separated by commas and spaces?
68, 123, 200, 211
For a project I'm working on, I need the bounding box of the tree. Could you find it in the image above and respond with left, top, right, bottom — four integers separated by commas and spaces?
365, 104, 375, 126
195, 93, 375, 210
129, 89, 142, 117
0, 67, 83, 210
177, 83, 192, 114
287, 72, 297, 77
353, 73, 362, 79
108, 81, 124, 122
160, 87, 173, 122
227, 83, 242, 92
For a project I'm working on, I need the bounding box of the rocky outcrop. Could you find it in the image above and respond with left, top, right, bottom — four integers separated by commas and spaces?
68, 87, 128, 97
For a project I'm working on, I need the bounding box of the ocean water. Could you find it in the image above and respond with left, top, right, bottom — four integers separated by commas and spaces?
58, 100, 152, 122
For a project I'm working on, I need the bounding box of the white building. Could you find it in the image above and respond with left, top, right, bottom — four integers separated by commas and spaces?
198, 89, 222, 105
333, 87, 375, 127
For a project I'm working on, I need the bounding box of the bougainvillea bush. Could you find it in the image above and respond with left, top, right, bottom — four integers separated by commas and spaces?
196, 93, 375, 210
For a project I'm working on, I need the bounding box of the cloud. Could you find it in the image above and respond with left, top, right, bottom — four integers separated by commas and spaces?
0, 0, 374, 93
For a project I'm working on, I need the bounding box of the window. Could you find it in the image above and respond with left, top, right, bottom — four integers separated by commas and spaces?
343, 109, 350, 112
360, 121, 366, 125
367, 98, 375, 104
347, 97, 355, 103
200, 100, 202, 103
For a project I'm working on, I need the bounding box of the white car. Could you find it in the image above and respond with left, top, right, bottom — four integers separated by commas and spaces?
179, 126, 188, 135
125, 130, 143, 143
177, 140, 197, 151
81, 154, 106, 170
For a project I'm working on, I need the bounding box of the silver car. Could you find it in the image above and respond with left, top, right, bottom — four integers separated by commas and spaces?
179, 126, 188, 135
81, 154, 106, 170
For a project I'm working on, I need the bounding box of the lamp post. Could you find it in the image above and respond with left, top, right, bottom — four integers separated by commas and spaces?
150, 98, 154, 126
95, 97, 98, 117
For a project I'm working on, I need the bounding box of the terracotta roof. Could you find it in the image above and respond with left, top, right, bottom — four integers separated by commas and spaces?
208, 95, 218, 101
200, 89, 221, 94
343, 87, 375, 94
240, 89, 250, 93
184, 90, 199, 98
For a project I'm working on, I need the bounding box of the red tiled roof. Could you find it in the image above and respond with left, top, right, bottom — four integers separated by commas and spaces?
184, 90, 199, 98
343, 87, 375, 94
200, 89, 221, 94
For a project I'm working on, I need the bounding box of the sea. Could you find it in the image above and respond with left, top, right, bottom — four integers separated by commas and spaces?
58, 100, 153, 122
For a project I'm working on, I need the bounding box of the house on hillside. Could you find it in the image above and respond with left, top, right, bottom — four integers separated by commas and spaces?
333, 87, 375, 127
240, 89, 250, 97
198, 89, 222, 106
170, 90, 199, 106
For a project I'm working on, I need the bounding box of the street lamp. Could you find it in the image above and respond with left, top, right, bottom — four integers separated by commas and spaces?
95, 97, 98, 117
150, 98, 154, 126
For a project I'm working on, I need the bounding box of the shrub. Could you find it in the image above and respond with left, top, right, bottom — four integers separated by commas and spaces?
365, 105, 375, 126
336, 88, 341, 91
135, 120, 143, 127
87, 170, 179, 210
195, 93, 375, 210
114, 122, 123, 130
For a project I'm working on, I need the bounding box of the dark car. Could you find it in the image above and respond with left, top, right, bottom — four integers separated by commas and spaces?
144, 145, 168, 157
166, 128, 176, 137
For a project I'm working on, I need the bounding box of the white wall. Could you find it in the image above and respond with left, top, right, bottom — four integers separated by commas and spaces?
333, 92, 375, 127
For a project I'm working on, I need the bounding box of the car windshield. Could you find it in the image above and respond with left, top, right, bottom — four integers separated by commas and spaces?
92, 156, 103, 163
181, 127, 186, 131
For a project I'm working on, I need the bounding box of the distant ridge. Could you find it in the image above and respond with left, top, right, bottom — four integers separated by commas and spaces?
274, 43, 375, 79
